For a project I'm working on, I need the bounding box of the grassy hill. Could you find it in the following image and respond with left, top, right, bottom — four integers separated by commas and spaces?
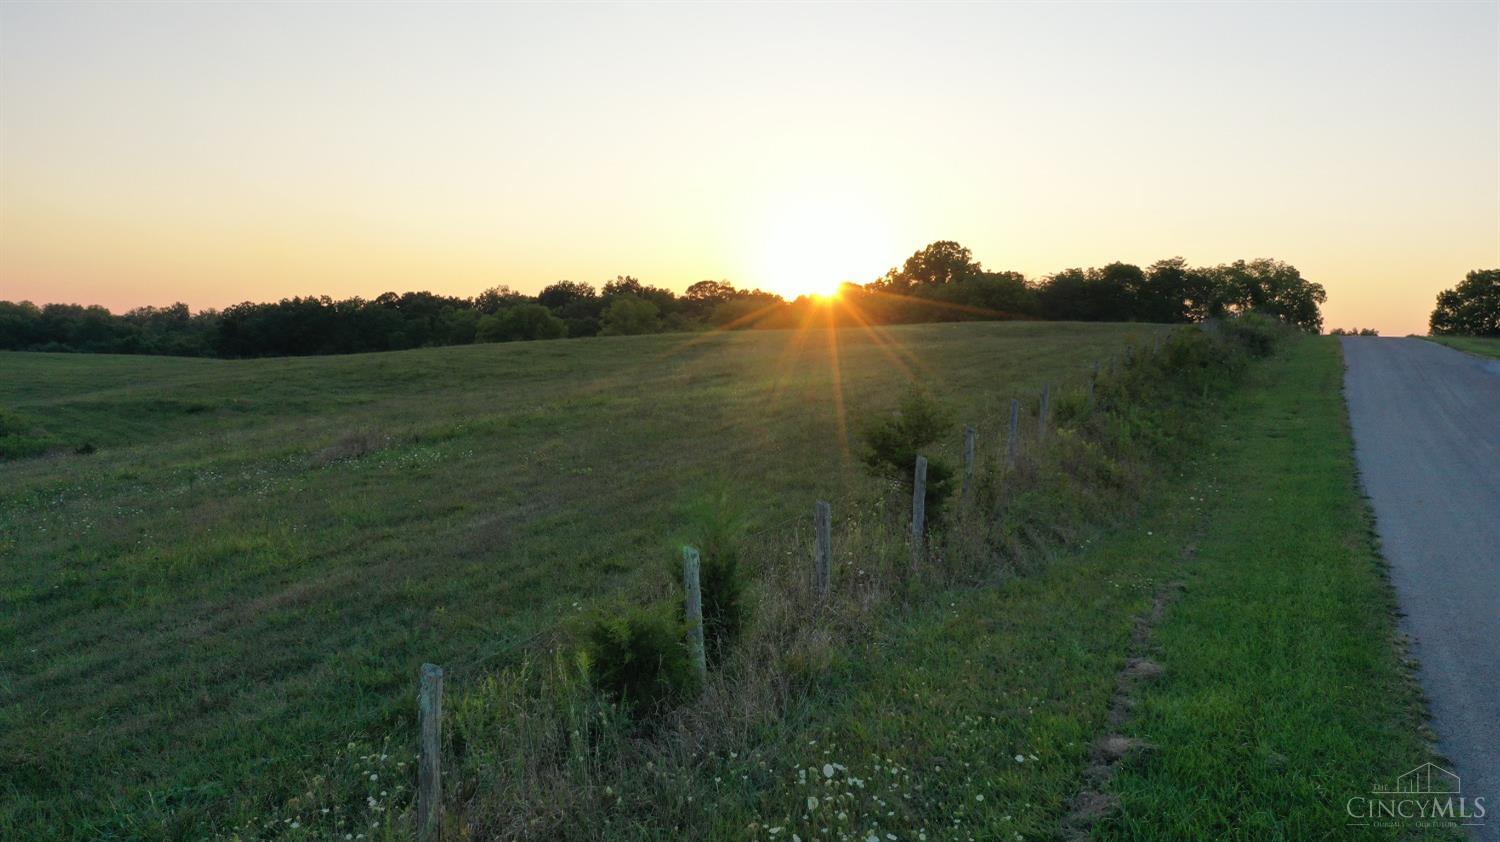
0, 321, 1159, 836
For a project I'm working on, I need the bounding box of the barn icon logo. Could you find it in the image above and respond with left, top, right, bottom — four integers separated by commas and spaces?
1348, 763, 1485, 829
1379, 763, 1461, 795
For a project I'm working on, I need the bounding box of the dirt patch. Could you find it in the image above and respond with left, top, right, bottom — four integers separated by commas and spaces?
307, 428, 410, 467
1061, 564, 1188, 835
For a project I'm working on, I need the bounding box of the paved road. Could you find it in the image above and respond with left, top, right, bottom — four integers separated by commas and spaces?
1342, 337, 1500, 839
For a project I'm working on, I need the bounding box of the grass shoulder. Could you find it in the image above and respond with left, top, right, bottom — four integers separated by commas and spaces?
1425, 335, 1500, 359
1096, 336, 1448, 839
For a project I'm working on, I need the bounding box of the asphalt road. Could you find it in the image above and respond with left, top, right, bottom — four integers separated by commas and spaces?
1342, 337, 1500, 839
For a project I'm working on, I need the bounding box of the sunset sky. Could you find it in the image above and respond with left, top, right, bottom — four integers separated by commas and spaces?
2, 1, 1496, 335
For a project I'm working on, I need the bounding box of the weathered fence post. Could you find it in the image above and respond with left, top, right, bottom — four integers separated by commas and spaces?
417, 663, 444, 840
1006, 398, 1020, 467
1038, 383, 1050, 440
814, 500, 832, 596
682, 546, 708, 681
911, 455, 928, 562
962, 425, 976, 497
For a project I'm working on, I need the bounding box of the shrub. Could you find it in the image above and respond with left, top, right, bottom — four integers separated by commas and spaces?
860, 388, 956, 516
582, 602, 699, 716
1220, 312, 1284, 357
678, 490, 749, 664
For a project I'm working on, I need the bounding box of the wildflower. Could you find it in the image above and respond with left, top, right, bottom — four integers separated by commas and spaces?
976, 794, 985, 802
1014, 755, 1025, 763
807, 796, 819, 810
823, 763, 835, 778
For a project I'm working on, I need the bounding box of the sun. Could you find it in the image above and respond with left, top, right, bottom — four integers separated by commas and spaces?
752, 197, 894, 300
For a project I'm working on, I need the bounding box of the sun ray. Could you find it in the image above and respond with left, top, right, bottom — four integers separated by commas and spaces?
859, 287, 1030, 322
822, 301, 852, 464
833, 296, 924, 382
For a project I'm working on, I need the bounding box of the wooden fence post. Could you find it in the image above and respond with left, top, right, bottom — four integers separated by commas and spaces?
417, 663, 444, 840
682, 546, 708, 681
962, 425, 976, 497
910, 455, 928, 562
1088, 361, 1098, 411
1006, 398, 1020, 467
814, 501, 832, 596
1038, 383, 1050, 440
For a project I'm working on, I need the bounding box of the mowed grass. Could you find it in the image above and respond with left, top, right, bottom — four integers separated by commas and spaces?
616, 337, 1439, 841
1426, 334, 1500, 359
1097, 337, 1445, 839
0, 321, 1160, 837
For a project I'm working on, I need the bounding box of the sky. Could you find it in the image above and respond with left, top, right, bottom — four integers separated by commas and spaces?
1, 1, 1497, 335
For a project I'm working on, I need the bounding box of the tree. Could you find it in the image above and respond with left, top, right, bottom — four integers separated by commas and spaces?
915, 270, 1035, 320
1036, 268, 1090, 320
1087, 263, 1144, 320
1430, 269, 1500, 336
875, 241, 983, 291
474, 285, 525, 314
476, 303, 566, 342
537, 281, 597, 312
682, 280, 738, 318
860, 388, 957, 516
603, 275, 677, 314
1208, 259, 1326, 332
599, 296, 662, 336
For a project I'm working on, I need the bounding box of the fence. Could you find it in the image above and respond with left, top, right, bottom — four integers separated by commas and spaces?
412, 329, 1172, 839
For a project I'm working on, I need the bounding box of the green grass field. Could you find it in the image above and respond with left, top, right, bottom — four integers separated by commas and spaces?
1426, 334, 1500, 359
0, 321, 1162, 837
490, 337, 1440, 841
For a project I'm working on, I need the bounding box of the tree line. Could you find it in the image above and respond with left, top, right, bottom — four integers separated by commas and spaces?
0, 241, 1329, 358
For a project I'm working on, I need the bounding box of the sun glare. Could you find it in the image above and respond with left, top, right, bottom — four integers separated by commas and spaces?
753, 198, 894, 300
